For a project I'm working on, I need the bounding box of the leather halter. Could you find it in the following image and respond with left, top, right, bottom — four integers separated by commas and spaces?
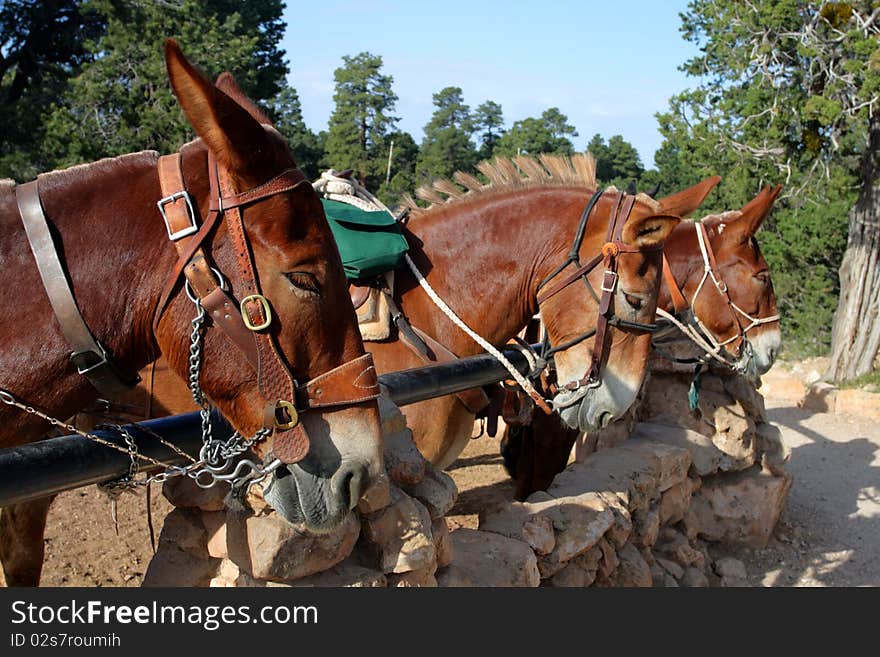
154, 151, 380, 464
659, 221, 780, 362
536, 190, 661, 392
15, 180, 141, 398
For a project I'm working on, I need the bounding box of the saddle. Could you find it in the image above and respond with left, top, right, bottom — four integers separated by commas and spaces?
350, 272, 394, 341
318, 169, 489, 416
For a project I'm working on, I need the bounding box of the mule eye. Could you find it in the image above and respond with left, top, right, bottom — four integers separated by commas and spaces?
285, 271, 321, 294
624, 293, 644, 311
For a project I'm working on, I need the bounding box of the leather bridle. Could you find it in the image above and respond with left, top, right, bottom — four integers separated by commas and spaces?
535, 189, 661, 394
657, 221, 779, 368
153, 150, 380, 465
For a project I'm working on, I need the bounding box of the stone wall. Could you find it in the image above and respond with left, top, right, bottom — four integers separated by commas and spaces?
144, 359, 792, 587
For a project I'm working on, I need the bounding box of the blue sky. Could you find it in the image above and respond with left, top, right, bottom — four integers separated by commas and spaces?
281, 1, 698, 167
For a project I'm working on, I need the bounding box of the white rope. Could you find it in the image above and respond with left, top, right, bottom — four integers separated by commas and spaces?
655, 308, 732, 366
403, 252, 547, 404
314, 169, 548, 406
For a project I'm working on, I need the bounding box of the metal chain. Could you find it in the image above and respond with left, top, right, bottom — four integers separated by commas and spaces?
0, 389, 168, 469
0, 296, 277, 494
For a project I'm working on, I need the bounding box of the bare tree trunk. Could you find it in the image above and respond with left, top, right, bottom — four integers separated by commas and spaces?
827, 113, 880, 382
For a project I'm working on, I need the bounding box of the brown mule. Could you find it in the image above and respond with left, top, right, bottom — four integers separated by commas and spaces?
77, 156, 715, 469
0, 42, 383, 585
501, 184, 783, 500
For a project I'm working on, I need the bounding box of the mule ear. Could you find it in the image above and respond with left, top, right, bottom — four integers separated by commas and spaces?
738, 184, 781, 235
164, 39, 269, 179
621, 214, 681, 248
214, 71, 274, 126
714, 184, 782, 243
656, 176, 721, 217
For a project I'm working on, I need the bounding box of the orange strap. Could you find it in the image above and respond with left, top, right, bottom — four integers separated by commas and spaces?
662, 255, 689, 315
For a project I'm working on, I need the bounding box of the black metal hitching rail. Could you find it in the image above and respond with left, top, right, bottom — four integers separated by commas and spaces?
0, 345, 538, 506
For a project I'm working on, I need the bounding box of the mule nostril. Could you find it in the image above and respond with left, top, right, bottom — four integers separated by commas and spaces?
337, 464, 369, 511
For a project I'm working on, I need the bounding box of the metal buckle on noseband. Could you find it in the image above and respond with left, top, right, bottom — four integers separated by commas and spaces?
273, 399, 299, 430
240, 294, 272, 331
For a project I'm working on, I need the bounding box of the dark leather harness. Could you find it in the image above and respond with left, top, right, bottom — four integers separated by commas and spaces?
15, 180, 141, 398
535, 189, 661, 392
15, 151, 381, 466
153, 151, 381, 464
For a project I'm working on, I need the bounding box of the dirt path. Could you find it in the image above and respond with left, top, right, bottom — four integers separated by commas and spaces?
719, 400, 880, 587
26, 393, 880, 587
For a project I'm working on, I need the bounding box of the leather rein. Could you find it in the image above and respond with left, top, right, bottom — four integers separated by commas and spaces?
657, 221, 780, 367
535, 189, 662, 393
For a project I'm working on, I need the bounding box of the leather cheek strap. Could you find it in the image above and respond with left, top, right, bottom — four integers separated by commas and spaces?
662, 255, 690, 315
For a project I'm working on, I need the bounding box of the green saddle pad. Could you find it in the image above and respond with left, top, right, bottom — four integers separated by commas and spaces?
321, 198, 409, 280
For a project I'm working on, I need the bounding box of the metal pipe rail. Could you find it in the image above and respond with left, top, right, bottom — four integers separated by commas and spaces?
0, 345, 539, 507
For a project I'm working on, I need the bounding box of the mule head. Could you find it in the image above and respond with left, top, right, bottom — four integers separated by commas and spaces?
539, 186, 707, 432
155, 41, 382, 531
696, 184, 782, 376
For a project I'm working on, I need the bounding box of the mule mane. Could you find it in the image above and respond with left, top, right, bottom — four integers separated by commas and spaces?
38, 151, 159, 188
402, 153, 661, 216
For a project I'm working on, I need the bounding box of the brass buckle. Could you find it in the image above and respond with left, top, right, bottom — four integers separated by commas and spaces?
274, 400, 298, 430
240, 294, 272, 331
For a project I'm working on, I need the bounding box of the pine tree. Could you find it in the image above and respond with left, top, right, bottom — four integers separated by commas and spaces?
657, 0, 880, 374
40, 0, 289, 168
588, 133, 644, 186
495, 108, 578, 156
473, 100, 504, 160
323, 52, 399, 189
416, 86, 477, 183
0, 0, 105, 179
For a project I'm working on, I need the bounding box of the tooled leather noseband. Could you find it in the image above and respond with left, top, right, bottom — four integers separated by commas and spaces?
153, 150, 380, 465
535, 189, 661, 393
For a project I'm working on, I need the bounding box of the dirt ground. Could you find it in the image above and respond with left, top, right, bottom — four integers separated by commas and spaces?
27, 386, 880, 587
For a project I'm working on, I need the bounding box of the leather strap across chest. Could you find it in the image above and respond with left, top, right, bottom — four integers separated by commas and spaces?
15, 180, 140, 398
155, 152, 380, 464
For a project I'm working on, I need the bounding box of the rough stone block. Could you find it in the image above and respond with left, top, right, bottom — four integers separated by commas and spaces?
445, 529, 539, 587
479, 493, 614, 578
433, 518, 453, 568
226, 509, 360, 582
614, 542, 652, 587
631, 422, 724, 476
360, 486, 435, 574
402, 462, 458, 518
684, 467, 792, 548
289, 558, 387, 587
162, 477, 227, 511
357, 473, 392, 514
387, 567, 438, 587
384, 428, 426, 486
